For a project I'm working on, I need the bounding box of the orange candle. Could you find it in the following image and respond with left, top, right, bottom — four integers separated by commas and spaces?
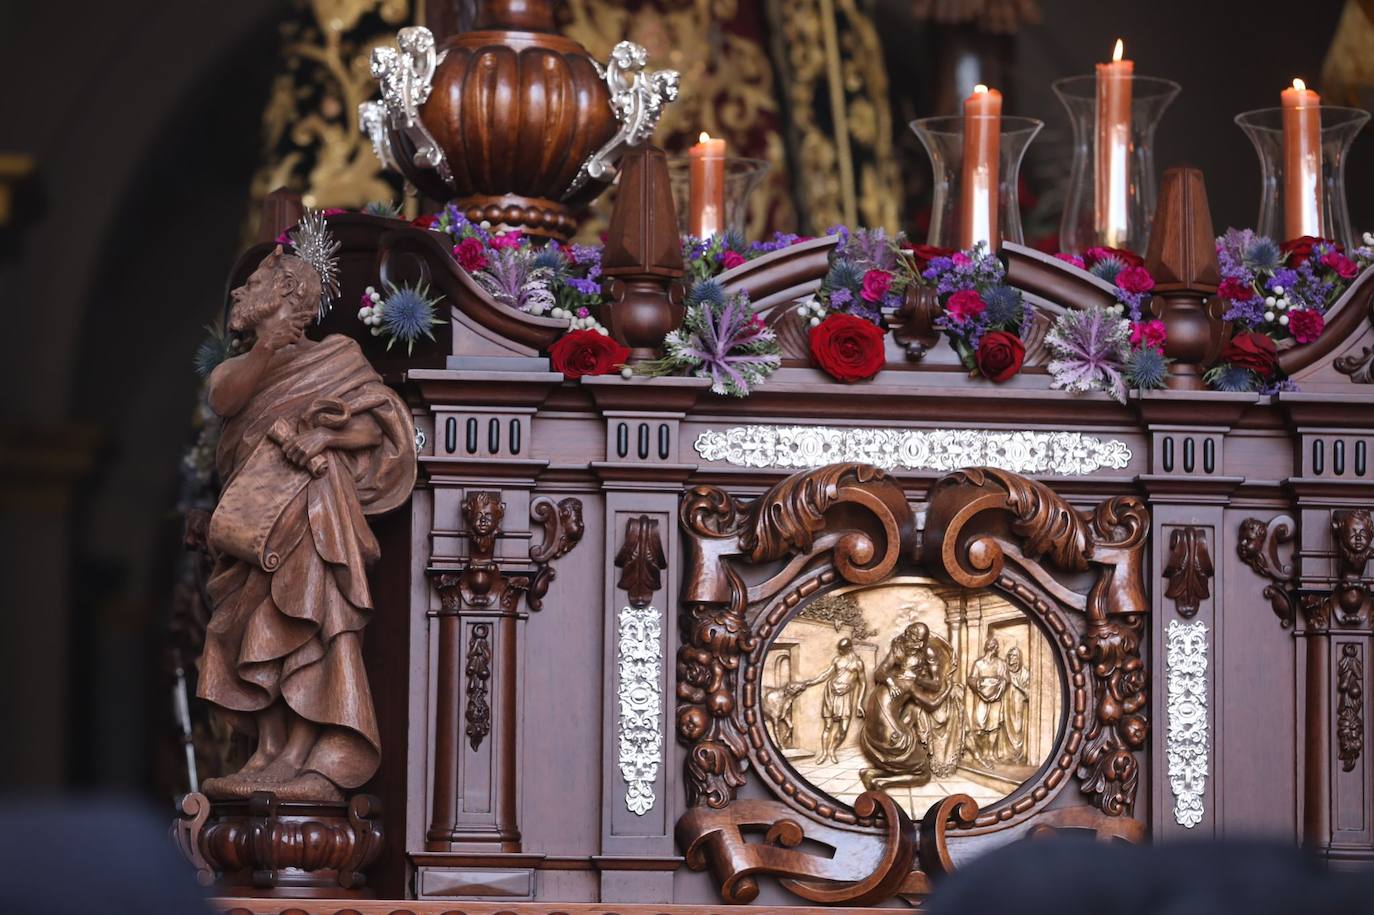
688, 131, 727, 239
960, 84, 1002, 250
1281, 78, 1323, 240
1095, 39, 1134, 248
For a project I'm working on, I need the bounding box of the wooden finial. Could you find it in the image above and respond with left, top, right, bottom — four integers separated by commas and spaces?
601, 145, 685, 360
1145, 167, 1225, 390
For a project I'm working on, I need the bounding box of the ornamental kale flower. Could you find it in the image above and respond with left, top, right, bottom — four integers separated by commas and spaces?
476, 247, 556, 315
1126, 346, 1169, 391
658, 292, 781, 397
380, 281, 444, 354
983, 285, 1025, 328
835, 227, 898, 271
1243, 236, 1282, 271
1045, 305, 1132, 404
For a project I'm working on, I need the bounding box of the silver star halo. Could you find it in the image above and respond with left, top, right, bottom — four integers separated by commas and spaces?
289, 208, 342, 319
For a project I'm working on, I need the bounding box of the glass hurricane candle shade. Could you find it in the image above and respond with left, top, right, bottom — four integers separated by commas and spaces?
910, 116, 1043, 251
667, 157, 771, 239
1234, 106, 1369, 249
1053, 75, 1180, 255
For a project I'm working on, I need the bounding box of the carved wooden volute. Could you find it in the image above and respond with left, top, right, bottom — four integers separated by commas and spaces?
1146, 166, 1225, 390
602, 144, 685, 361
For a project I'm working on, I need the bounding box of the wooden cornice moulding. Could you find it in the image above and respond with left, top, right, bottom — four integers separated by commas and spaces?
1001, 242, 1120, 311
719, 234, 840, 313
215, 903, 902, 915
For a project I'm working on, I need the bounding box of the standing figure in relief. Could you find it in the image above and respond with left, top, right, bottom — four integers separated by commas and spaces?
197, 216, 417, 803
806, 638, 868, 764
763, 680, 808, 748
997, 646, 1031, 764
965, 635, 1009, 768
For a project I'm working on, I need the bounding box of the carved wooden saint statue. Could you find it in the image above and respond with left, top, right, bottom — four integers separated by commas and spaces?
198, 229, 416, 804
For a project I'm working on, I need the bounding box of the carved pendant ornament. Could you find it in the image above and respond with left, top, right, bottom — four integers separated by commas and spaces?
1163, 527, 1213, 618
694, 425, 1132, 476
464, 623, 492, 752
1338, 643, 1364, 772
1165, 620, 1209, 828
675, 461, 1150, 903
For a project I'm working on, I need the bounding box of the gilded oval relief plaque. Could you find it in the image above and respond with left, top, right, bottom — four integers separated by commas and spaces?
760, 578, 1064, 820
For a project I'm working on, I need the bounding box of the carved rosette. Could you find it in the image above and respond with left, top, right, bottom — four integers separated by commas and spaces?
173, 792, 383, 893
1166, 620, 1209, 828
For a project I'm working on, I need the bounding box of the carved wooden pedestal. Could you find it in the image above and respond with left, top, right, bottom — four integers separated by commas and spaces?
173, 792, 383, 897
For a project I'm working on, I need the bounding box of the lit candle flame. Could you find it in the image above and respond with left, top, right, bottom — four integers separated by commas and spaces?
1112, 39, 1124, 63
699, 131, 712, 143
973, 84, 988, 94
1292, 77, 1307, 92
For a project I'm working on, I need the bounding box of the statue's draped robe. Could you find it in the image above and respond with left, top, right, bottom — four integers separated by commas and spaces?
200, 336, 415, 790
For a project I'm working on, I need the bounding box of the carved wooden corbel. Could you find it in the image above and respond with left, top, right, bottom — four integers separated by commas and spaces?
616, 515, 668, 608
922, 468, 1151, 817
528, 496, 586, 611
1163, 526, 1213, 618
1236, 514, 1298, 627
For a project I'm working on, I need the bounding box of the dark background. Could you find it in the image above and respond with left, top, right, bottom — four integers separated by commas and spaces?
0, 0, 1360, 804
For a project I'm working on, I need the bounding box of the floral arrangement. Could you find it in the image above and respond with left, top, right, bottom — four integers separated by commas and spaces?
681, 229, 805, 283
917, 243, 1032, 383
1045, 308, 1169, 403
1052, 245, 1157, 321
633, 279, 781, 396
1203, 229, 1374, 393
357, 282, 445, 354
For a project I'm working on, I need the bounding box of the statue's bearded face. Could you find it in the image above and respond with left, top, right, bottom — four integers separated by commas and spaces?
1007, 647, 1023, 671
227, 251, 318, 334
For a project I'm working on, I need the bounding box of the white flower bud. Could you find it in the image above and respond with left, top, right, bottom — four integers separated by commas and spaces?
597, 326, 609, 335
1272, 285, 1284, 295
620, 366, 633, 379
1264, 311, 1275, 322
365, 286, 375, 295
1279, 314, 1290, 326
1264, 296, 1276, 307
809, 317, 821, 327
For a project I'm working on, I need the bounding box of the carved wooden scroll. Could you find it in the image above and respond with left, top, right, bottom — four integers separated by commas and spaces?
675, 462, 1151, 905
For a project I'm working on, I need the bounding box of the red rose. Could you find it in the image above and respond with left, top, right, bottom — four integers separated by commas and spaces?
1281, 235, 1339, 266
974, 330, 1025, 382
1116, 265, 1156, 295
549, 330, 630, 380
945, 289, 987, 322
1221, 331, 1279, 379
453, 237, 488, 272
860, 269, 893, 303
1217, 277, 1254, 300
809, 313, 887, 383
1321, 251, 1359, 279
1287, 308, 1325, 344
412, 213, 439, 229
721, 250, 747, 270
904, 243, 955, 269
1084, 245, 1144, 268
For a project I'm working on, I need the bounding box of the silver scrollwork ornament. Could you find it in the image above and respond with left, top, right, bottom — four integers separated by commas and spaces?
366, 26, 453, 188
617, 604, 663, 816
566, 41, 680, 196
1166, 619, 1209, 829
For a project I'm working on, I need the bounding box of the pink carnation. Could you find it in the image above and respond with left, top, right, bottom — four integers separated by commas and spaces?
860, 269, 893, 303
951, 251, 973, 267
945, 289, 987, 322
1116, 265, 1156, 295
453, 237, 488, 272
1130, 320, 1167, 352
1287, 308, 1325, 344
721, 250, 747, 270
1055, 252, 1086, 269
1321, 251, 1359, 279
489, 231, 524, 250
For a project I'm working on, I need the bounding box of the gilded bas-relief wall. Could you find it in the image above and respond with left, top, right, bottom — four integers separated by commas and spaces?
762, 578, 1062, 819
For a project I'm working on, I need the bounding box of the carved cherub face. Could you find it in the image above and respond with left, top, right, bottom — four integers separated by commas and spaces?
559, 499, 585, 543
227, 248, 320, 334
1335, 510, 1374, 576
465, 492, 505, 538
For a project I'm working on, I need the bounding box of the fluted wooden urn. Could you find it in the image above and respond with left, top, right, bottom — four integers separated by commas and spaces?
362, 0, 680, 240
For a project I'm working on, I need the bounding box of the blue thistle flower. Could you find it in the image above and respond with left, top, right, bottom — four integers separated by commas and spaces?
193, 324, 235, 377
687, 278, 726, 308
363, 200, 402, 217
1208, 364, 1259, 393
1089, 256, 1127, 284
532, 244, 568, 274
983, 285, 1024, 328
826, 258, 865, 293
1243, 237, 1282, 272
381, 282, 443, 354
1126, 346, 1168, 390
721, 228, 748, 253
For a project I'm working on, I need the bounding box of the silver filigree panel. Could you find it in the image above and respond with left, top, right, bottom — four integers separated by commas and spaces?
693, 425, 1133, 476
617, 604, 663, 816
1166, 619, 1209, 828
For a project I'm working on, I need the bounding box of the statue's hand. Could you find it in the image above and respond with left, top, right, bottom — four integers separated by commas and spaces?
257, 315, 304, 353
284, 428, 334, 467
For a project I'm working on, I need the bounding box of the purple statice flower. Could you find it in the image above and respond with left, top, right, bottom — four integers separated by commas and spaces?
1291, 253, 1337, 312
1258, 377, 1300, 395
1267, 268, 1299, 293
1217, 228, 1257, 275
825, 224, 852, 251
923, 243, 1005, 297
750, 231, 802, 254
830, 287, 854, 308
1221, 296, 1267, 326
564, 276, 602, 296
662, 293, 781, 397
1114, 289, 1150, 323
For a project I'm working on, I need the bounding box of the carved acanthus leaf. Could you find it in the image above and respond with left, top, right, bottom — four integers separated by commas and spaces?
1163, 527, 1213, 618
616, 515, 668, 609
